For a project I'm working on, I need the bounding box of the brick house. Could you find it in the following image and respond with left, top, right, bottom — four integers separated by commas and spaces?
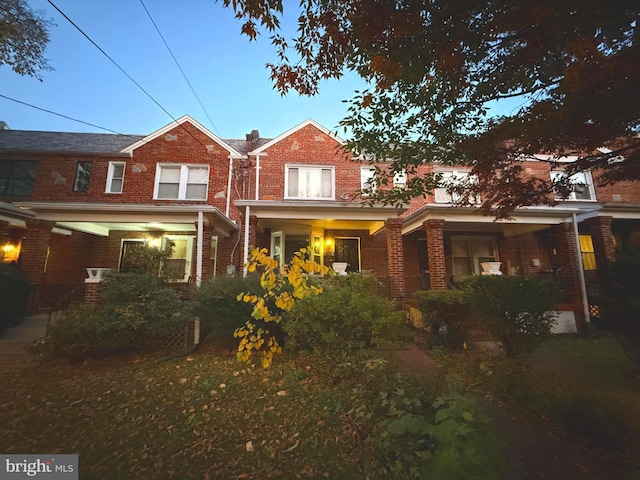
1, 117, 639, 329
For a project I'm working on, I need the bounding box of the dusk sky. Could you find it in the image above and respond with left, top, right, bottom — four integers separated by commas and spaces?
0, 0, 368, 139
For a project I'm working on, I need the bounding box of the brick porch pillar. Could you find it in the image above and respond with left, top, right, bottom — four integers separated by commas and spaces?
200, 221, 216, 281
385, 218, 405, 302
424, 219, 447, 290
20, 219, 54, 312
553, 222, 586, 329
585, 216, 616, 292
248, 215, 258, 251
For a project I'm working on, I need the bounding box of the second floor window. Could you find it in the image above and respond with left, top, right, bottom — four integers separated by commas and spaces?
551, 170, 595, 201
73, 161, 92, 193
154, 164, 209, 200
106, 161, 125, 194
286, 165, 334, 199
434, 170, 479, 204
0, 160, 38, 198
360, 167, 376, 194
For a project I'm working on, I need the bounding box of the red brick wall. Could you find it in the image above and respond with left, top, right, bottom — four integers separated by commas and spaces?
424, 219, 447, 290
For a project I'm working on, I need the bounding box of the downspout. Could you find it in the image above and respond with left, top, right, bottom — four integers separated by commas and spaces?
243, 205, 251, 277
572, 213, 591, 325
255, 154, 261, 200
225, 157, 233, 217
196, 211, 203, 287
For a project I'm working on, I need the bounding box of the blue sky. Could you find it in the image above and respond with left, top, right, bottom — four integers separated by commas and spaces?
0, 0, 368, 139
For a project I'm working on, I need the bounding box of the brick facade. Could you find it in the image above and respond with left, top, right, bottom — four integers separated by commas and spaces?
424, 219, 447, 290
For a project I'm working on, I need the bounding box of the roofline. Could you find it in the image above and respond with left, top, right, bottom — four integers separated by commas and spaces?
0, 149, 133, 158
248, 119, 345, 155
14, 201, 238, 231
121, 115, 245, 158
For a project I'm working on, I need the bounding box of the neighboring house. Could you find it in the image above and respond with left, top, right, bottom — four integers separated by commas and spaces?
1, 117, 639, 330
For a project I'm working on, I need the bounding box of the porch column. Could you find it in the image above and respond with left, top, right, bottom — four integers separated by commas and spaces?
585, 216, 616, 292
199, 221, 216, 281
424, 219, 447, 290
20, 219, 54, 312
385, 217, 405, 302
553, 222, 586, 329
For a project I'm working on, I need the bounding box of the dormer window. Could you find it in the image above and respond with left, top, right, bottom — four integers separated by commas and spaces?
285, 165, 334, 199
550, 170, 595, 201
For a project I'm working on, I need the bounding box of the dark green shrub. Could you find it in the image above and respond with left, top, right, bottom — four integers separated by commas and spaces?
40, 273, 189, 359
415, 290, 472, 348
283, 272, 408, 356
463, 275, 561, 357
606, 247, 640, 368
0, 264, 30, 333
191, 274, 262, 347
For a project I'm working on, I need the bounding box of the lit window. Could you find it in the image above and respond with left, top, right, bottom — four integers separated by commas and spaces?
106, 161, 125, 194
550, 171, 595, 201
579, 234, 597, 270
154, 164, 209, 200
286, 165, 334, 199
73, 161, 92, 193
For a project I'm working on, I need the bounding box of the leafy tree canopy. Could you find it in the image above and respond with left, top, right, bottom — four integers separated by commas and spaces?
222, 0, 639, 217
0, 0, 52, 79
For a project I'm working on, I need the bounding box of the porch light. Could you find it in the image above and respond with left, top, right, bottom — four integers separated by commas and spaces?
324, 238, 334, 253
147, 237, 162, 248
2, 243, 20, 263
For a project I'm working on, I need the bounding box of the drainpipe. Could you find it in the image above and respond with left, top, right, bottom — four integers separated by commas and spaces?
196, 211, 203, 287
255, 154, 261, 200
243, 205, 251, 277
225, 157, 233, 217
572, 213, 591, 325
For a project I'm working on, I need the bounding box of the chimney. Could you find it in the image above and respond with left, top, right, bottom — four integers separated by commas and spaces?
0, 121, 9, 130
245, 129, 260, 146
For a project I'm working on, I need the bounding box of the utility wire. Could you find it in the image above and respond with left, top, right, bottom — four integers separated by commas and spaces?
138, 0, 220, 136
0, 93, 124, 134
46, 0, 212, 151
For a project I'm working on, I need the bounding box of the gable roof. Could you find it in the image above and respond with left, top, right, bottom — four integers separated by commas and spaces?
120, 115, 245, 158
0, 129, 143, 155
248, 119, 344, 155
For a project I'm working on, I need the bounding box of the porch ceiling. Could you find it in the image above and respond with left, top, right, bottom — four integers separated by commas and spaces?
235, 199, 406, 235
13, 202, 238, 237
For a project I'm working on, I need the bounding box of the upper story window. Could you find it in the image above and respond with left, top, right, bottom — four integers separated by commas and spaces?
360, 167, 376, 195
550, 170, 595, 201
73, 161, 92, 193
106, 161, 125, 194
434, 170, 479, 204
393, 170, 407, 188
286, 165, 334, 199
154, 164, 209, 200
0, 160, 38, 198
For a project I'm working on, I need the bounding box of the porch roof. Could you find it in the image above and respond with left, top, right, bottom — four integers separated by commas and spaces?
235, 199, 406, 235
13, 202, 238, 237
401, 203, 601, 237
0, 200, 36, 226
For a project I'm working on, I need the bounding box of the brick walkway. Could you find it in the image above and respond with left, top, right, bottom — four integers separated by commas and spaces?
391, 342, 439, 380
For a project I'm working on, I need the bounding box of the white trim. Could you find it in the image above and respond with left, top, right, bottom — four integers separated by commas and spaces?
249, 119, 344, 155
196, 211, 204, 287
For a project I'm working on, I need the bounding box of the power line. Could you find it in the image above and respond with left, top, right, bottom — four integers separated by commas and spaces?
0, 93, 124, 134
45, 0, 212, 151
138, 0, 221, 136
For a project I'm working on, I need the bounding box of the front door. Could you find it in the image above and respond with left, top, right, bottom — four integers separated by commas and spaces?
334, 237, 360, 273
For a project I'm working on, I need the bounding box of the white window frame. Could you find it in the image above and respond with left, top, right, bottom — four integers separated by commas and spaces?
285, 165, 335, 200
360, 167, 376, 195
153, 164, 209, 200
434, 170, 479, 204
105, 161, 126, 194
550, 170, 596, 201
161, 235, 194, 282
393, 170, 407, 188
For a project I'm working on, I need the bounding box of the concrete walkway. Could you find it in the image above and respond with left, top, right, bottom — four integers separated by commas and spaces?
0, 313, 50, 369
